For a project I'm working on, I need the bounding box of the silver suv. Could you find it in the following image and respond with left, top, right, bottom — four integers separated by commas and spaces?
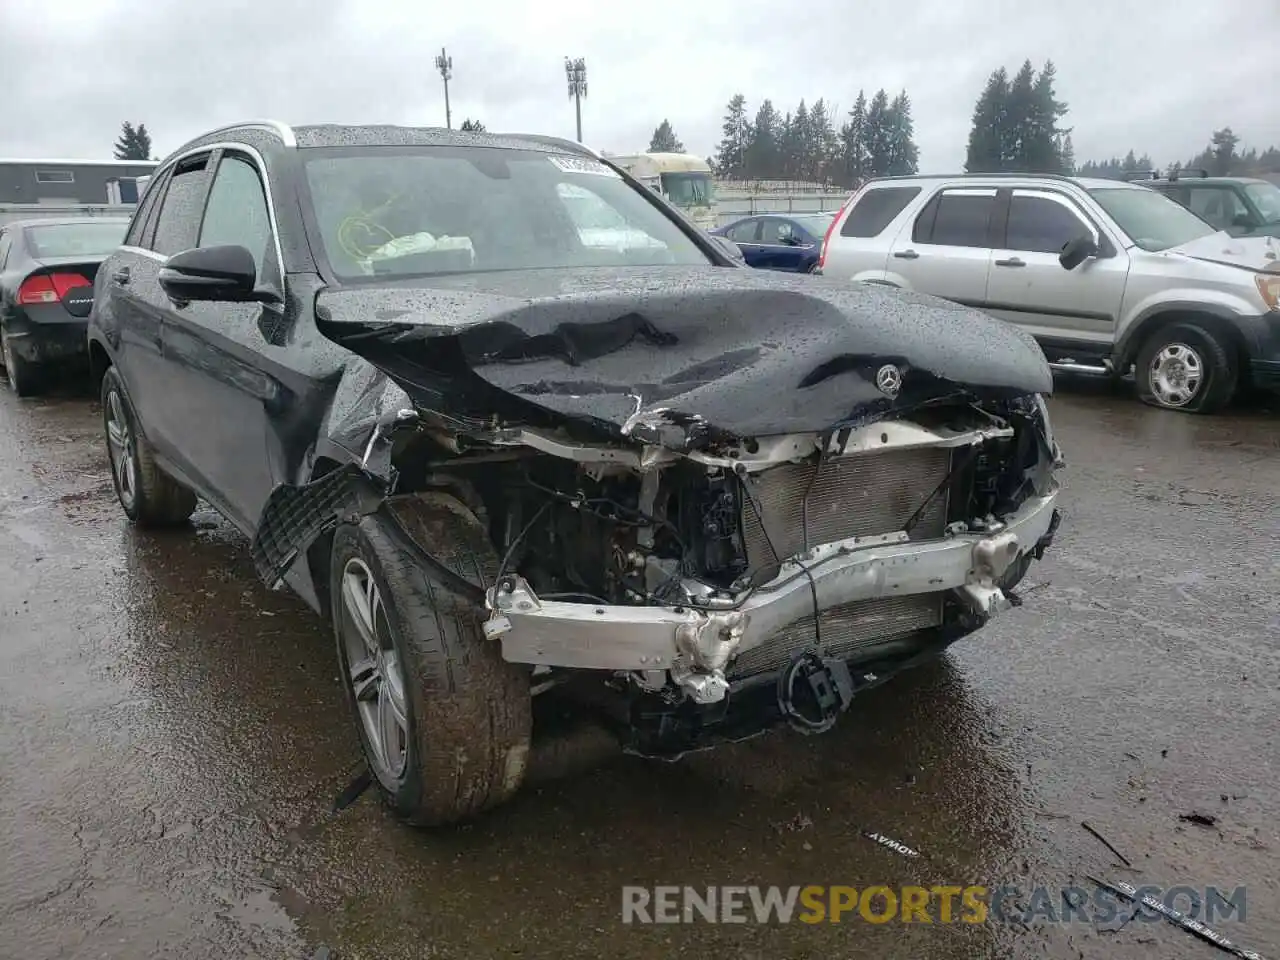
816, 174, 1280, 413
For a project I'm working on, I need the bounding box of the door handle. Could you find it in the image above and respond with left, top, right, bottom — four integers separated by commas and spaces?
994, 257, 1025, 268
111, 268, 131, 285
893, 249, 919, 260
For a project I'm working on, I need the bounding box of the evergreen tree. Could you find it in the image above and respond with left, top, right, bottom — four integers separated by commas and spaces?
745, 99, 781, 179
790, 100, 810, 180
1057, 133, 1075, 174
885, 91, 919, 176
714, 94, 752, 178
1028, 61, 1069, 172
807, 98, 836, 183
1136, 152, 1153, 172
1210, 127, 1239, 175
1121, 149, 1139, 173
1004, 60, 1037, 170
459, 118, 486, 132
965, 68, 1009, 172
113, 121, 152, 160
863, 89, 893, 177
838, 90, 868, 187
647, 119, 684, 153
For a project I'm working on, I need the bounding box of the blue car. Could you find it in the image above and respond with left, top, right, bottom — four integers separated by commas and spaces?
711, 213, 835, 272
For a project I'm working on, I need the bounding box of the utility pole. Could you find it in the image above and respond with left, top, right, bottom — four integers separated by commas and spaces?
565, 57, 587, 142
435, 47, 453, 130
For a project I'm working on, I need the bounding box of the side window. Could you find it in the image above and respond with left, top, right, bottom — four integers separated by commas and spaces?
124, 174, 165, 248
199, 154, 274, 278
914, 189, 996, 247
1187, 187, 1245, 229
152, 155, 213, 256
760, 219, 796, 245
1005, 194, 1091, 254
841, 186, 921, 238
726, 219, 759, 243
552, 181, 666, 252
0, 231, 11, 270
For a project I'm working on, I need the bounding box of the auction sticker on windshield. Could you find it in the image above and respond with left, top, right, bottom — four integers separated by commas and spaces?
549, 155, 620, 178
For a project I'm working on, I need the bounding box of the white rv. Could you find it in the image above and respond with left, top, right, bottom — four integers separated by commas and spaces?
605, 152, 717, 230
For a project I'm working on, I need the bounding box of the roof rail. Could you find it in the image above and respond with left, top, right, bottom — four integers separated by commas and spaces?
866, 171, 1080, 184
171, 120, 297, 156
1167, 167, 1209, 182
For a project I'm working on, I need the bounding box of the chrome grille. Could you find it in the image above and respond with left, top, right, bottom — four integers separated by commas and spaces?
728, 593, 944, 679
740, 446, 952, 571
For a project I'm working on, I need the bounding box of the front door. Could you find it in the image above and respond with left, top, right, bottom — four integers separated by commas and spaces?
985, 188, 1130, 345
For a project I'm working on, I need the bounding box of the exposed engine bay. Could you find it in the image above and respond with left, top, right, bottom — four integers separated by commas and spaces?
293, 392, 1060, 757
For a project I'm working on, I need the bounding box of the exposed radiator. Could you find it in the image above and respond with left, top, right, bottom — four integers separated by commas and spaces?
740, 446, 953, 571
728, 592, 944, 679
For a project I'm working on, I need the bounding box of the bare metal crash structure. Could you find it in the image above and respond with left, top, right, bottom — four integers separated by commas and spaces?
90, 123, 1062, 826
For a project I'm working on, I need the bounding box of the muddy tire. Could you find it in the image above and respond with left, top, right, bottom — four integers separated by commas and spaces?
330, 492, 531, 826
1135, 322, 1237, 414
1, 326, 43, 397
100, 366, 198, 526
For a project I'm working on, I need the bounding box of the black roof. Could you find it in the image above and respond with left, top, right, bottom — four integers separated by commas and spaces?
291, 124, 588, 156
4, 217, 131, 230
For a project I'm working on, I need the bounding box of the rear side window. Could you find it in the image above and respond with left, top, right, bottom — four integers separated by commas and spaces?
152, 155, 212, 256
726, 219, 758, 243
840, 187, 920, 237
913, 190, 996, 247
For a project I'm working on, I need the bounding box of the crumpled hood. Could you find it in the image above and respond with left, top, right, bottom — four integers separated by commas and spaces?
1167, 231, 1280, 271
314, 266, 1051, 448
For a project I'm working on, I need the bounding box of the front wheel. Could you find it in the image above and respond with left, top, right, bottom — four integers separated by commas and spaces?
330, 492, 531, 826
1135, 322, 1237, 413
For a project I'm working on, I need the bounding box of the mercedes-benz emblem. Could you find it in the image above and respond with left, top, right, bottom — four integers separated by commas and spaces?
875, 364, 902, 398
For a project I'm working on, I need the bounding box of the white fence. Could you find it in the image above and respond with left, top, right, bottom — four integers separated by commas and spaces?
0, 203, 135, 227
712, 191, 851, 227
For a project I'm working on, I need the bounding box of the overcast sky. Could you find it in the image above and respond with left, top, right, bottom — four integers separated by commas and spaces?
2, 0, 1276, 171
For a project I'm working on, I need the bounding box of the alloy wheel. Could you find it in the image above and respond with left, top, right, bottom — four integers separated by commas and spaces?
339, 558, 410, 783
104, 388, 138, 510
1149, 342, 1203, 408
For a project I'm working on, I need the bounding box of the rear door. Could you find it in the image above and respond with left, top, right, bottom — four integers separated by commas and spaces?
985, 188, 1130, 345
723, 218, 763, 266
885, 186, 996, 303
755, 218, 811, 271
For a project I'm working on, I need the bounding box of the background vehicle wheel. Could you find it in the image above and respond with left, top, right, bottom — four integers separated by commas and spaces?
100, 366, 197, 526
1, 326, 43, 397
1135, 322, 1236, 414
330, 492, 531, 826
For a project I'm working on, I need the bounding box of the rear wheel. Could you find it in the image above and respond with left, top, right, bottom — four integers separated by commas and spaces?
330, 492, 531, 826
1, 326, 43, 397
100, 366, 198, 526
1135, 322, 1237, 413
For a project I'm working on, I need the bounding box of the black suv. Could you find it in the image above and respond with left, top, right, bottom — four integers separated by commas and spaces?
1134, 170, 1280, 238
88, 121, 1061, 825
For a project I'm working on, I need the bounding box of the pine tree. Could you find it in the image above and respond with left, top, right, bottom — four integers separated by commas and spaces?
1057, 133, 1075, 174
790, 101, 810, 180
807, 99, 836, 183
1002, 60, 1037, 171
885, 91, 919, 176
647, 119, 684, 153
965, 68, 1009, 172
714, 94, 752, 178
1136, 152, 1153, 172
1210, 127, 1239, 175
838, 91, 868, 188
863, 89, 893, 177
1027, 61, 1069, 172
745, 99, 781, 179
113, 121, 152, 160
460, 118, 486, 132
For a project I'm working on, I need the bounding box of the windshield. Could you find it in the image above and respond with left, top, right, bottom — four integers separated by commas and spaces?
1088, 187, 1217, 252
301, 146, 711, 280
659, 171, 715, 208
25, 221, 126, 259
794, 214, 835, 237
1244, 182, 1280, 223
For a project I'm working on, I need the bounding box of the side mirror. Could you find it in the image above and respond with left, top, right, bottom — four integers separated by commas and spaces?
158, 244, 263, 304
1059, 234, 1099, 271
710, 234, 745, 263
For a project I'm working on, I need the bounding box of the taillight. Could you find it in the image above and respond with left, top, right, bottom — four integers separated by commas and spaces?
17, 272, 91, 306
818, 200, 847, 270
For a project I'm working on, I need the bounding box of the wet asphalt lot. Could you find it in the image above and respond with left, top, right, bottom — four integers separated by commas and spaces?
0, 372, 1276, 960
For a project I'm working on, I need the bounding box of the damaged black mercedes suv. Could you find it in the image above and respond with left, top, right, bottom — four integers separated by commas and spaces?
87, 121, 1063, 825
